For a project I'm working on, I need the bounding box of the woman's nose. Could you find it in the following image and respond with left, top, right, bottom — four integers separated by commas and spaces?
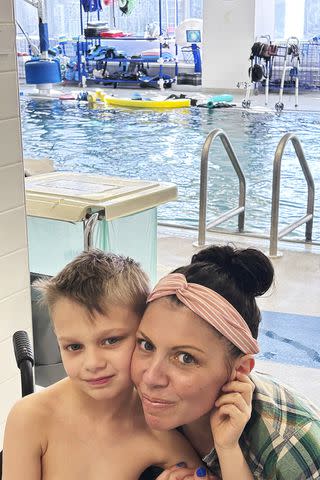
142, 357, 169, 388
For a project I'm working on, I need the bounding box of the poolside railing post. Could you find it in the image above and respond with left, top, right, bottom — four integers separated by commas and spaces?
197, 132, 212, 247
83, 212, 100, 251
221, 135, 246, 233
238, 179, 246, 232
269, 140, 282, 257
305, 191, 314, 242
292, 137, 315, 242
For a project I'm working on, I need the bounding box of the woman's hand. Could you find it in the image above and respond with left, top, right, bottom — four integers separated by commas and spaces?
155, 465, 218, 479
210, 371, 254, 452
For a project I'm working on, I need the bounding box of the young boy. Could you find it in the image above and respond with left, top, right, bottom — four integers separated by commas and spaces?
3, 250, 200, 480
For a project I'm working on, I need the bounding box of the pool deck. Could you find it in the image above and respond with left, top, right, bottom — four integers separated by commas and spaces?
157, 225, 320, 406
21, 80, 320, 111
20, 82, 320, 406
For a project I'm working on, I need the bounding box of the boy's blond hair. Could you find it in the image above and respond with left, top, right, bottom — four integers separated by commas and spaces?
34, 249, 150, 317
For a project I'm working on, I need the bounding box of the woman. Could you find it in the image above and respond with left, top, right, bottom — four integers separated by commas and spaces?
131, 245, 320, 479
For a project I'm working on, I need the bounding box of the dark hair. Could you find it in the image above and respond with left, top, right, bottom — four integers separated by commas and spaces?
171, 244, 274, 357
34, 249, 150, 317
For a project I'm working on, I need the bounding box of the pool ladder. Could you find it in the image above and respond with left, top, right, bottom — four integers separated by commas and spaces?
194, 128, 246, 247
195, 129, 315, 257
269, 133, 314, 256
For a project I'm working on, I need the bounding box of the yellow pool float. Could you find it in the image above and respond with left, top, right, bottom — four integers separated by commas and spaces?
104, 96, 191, 109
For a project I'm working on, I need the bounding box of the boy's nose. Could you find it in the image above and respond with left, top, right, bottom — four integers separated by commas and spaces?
84, 347, 106, 372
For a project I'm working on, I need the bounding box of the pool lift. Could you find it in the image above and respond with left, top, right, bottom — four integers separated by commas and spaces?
275, 37, 300, 113
23, 0, 62, 96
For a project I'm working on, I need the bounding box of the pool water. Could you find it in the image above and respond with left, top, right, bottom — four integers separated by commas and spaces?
20, 99, 320, 240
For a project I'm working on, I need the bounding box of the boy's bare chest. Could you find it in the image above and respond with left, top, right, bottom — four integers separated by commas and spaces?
41, 420, 156, 479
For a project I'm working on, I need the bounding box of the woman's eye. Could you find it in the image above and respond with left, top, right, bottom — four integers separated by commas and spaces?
176, 352, 197, 365
66, 344, 82, 352
103, 337, 121, 345
137, 338, 154, 352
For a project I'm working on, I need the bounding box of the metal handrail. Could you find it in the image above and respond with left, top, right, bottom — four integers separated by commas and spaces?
269, 133, 315, 257
196, 128, 246, 247
83, 212, 100, 250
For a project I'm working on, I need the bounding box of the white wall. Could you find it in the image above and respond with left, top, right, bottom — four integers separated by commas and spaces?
202, 0, 256, 90
0, 0, 32, 449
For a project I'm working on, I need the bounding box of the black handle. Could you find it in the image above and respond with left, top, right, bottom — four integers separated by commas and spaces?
12, 330, 35, 397
13, 330, 34, 368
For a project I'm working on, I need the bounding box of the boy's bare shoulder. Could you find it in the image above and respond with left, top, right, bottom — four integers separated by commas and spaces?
8, 378, 69, 426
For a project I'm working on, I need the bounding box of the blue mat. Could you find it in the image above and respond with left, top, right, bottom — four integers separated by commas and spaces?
257, 311, 320, 368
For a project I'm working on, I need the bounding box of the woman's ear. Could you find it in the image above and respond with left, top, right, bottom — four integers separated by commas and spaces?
234, 354, 255, 375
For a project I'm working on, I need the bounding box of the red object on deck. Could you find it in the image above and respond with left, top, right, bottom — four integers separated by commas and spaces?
100, 30, 126, 38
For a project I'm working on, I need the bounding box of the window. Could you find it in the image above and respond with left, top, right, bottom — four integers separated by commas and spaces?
274, 0, 320, 40
14, 0, 203, 40
304, 0, 320, 39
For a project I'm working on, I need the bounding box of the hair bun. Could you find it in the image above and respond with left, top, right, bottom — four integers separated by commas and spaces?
191, 245, 274, 297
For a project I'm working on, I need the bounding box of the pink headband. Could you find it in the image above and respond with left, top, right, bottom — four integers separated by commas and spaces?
147, 273, 259, 354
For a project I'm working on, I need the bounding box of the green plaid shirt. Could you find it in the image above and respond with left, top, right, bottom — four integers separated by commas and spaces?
203, 371, 320, 479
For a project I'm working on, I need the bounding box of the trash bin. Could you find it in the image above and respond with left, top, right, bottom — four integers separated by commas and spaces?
25, 172, 177, 387
25, 172, 178, 282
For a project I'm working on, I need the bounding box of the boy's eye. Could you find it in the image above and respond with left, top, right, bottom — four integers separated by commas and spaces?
66, 344, 82, 352
176, 352, 197, 365
137, 338, 154, 352
103, 337, 121, 345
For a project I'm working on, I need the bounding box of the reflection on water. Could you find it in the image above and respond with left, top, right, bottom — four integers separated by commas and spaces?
21, 99, 320, 240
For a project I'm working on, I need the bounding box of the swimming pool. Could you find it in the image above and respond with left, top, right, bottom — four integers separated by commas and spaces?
20, 98, 320, 241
